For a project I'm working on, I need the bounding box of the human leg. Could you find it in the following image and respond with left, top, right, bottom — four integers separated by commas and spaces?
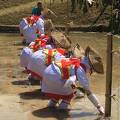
58, 100, 70, 109
47, 98, 59, 108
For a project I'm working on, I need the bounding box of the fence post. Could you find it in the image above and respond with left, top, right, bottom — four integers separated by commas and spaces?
105, 33, 113, 117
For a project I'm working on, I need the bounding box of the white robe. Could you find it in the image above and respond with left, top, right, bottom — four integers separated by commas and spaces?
22, 24, 38, 44
20, 44, 53, 69
27, 49, 65, 78
20, 47, 33, 68
20, 17, 45, 44
36, 18, 44, 35
19, 18, 28, 35
41, 57, 90, 99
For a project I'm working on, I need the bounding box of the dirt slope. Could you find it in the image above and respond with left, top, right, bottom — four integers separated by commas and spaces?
0, 0, 109, 25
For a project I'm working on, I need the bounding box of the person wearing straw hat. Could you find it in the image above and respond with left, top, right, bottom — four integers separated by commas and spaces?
41, 46, 104, 115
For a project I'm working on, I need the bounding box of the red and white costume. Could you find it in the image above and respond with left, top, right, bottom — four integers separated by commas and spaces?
27, 48, 66, 80
20, 38, 53, 68
42, 57, 85, 100
41, 57, 104, 114
19, 15, 45, 44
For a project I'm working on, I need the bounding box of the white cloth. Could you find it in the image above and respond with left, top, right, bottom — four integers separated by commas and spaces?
22, 24, 37, 44
27, 49, 46, 77
27, 49, 65, 78
42, 57, 91, 97
76, 67, 90, 90
29, 41, 35, 47
21, 17, 45, 44
45, 45, 53, 50
42, 63, 74, 95
77, 56, 90, 90
81, 56, 90, 72
20, 47, 33, 68
19, 18, 28, 35
36, 18, 44, 35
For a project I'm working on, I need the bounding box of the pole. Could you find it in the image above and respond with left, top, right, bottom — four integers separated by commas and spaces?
105, 33, 113, 117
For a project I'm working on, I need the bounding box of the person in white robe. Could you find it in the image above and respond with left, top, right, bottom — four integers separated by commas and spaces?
21, 16, 45, 44
27, 48, 66, 80
41, 46, 105, 115
20, 39, 53, 70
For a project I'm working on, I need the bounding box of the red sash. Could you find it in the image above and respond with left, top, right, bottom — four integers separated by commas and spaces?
30, 39, 46, 52
55, 58, 86, 80
26, 15, 39, 26
56, 48, 65, 55
43, 49, 57, 65
61, 59, 71, 79
47, 50, 52, 65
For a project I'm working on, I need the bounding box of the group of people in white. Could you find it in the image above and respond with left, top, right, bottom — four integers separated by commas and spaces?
19, 1, 105, 116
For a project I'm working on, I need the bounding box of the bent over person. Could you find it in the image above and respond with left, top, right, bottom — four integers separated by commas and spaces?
41, 46, 105, 115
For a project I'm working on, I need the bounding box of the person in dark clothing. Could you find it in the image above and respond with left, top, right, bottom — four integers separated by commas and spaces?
32, 1, 44, 16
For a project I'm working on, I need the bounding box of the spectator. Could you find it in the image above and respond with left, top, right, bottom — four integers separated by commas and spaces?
32, 1, 44, 16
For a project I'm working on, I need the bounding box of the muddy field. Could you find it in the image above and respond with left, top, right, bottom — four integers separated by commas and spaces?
0, 32, 120, 120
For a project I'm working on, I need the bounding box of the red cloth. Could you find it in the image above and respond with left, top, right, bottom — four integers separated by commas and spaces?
56, 48, 66, 55
27, 69, 42, 80
30, 39, 47, 51
57, 58, 86, 80
47, 50, 52, 65
61, 59, 71, 80
44, 92, 74, 100
26, 15, 40, 26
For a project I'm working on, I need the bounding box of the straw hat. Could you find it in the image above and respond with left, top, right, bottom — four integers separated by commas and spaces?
72, 44, 85, 59
44, 19, 54, 33
51, 31, 71, 49
41, 8, 57, 18
86, 46, 104, 74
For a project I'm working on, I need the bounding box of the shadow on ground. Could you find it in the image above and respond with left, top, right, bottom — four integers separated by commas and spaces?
13, 42, 23, 46
32, 107, 70, 119
12, 80, 29, 86
19, 89, 48, 100
32, 107, 101, 120
12, 79, 40, 86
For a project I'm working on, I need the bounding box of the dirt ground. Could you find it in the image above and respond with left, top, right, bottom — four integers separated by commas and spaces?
0, 32, 120, 120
